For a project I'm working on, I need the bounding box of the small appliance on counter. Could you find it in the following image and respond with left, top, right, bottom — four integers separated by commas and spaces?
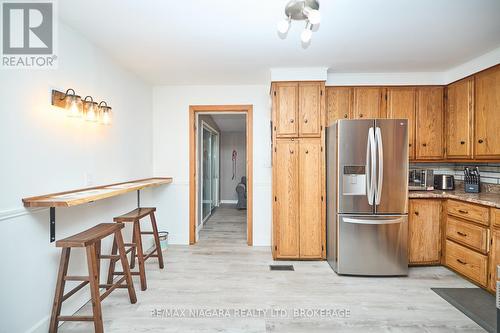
464, 167, 480, 193
409, 169, 434, 191
434, 174, 455, 190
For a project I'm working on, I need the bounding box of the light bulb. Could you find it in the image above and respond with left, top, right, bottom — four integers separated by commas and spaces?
304, 7, 321, 25
86, 104, 97, 122
301, 28, 313, 43
277, 18, 290, 34
68, 98, 81, 118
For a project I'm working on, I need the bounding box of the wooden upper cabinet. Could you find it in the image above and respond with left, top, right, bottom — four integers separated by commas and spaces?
274, 82, 298, 137
298, 82, 323, 137
353, 87, 386, 119
446, 78, 473, 159
408, 199, 441, 264
274, 139, 299, 258
416, 87, 444, 159
326, 87, 352, 126
386, 87, 416, 160
475, 65, 500, 158
298, 139, 323, 258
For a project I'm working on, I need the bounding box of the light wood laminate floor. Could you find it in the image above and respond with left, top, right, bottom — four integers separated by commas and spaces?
61, 205, 483, 332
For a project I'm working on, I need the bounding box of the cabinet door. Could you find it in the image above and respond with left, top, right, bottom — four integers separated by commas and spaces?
490, 231, 500, 292
274, 82, 298, 137
353, 87, 385, 119
298, 82, 323, 137
475, 66, 500, 158
408, 199, 441, 264
386, 87, 416, 160
299, 139, 323, 258
274, 139, 299, 258
416, 87, 444, 159
446, 78, 473, 158
326, 87, 352, 126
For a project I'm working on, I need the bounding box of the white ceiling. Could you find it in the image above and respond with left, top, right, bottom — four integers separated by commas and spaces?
59, 0, 500, 85
212, 114, 246, 132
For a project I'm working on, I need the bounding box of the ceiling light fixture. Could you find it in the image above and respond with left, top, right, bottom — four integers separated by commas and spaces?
277, 0, 320, 44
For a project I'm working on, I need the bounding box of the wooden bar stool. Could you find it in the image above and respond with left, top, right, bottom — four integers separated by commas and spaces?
49, 223, 137, 333
108, 207, 164, 291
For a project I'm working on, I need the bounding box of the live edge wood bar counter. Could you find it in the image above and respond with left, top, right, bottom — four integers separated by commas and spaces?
408, 186, 500, 294
22, 177, 173, 242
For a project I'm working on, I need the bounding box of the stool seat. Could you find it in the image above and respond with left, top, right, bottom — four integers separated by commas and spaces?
56, 223, 124, 248
113, 207, 156, 222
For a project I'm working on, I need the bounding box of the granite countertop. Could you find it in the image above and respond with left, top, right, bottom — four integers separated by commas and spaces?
409, 189, 500, 209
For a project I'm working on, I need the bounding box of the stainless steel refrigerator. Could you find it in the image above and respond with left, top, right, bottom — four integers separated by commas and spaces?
326, 119, 409, 276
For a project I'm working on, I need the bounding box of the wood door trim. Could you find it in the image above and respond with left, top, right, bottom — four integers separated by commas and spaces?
189, 105, 253, 245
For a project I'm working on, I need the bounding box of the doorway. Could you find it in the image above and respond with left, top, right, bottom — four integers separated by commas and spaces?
189, 105, 253, 245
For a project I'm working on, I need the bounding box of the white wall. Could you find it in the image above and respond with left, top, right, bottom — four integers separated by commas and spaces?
220, 131, 247, 201
152, 85, 272, 246
0, 23, 154, 333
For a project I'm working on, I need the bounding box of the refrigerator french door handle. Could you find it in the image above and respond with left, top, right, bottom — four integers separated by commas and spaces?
343, 217, 403, 225
366, 127, 376, 205
375, 127, 383, 205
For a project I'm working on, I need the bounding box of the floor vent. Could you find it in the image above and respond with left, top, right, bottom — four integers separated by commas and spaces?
269, 265, 294, 271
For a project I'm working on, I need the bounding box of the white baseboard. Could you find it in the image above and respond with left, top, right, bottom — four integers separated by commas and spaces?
220, 200, 237, 204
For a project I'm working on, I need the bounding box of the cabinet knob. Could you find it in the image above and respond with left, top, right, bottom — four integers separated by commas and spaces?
478, 139, 484, 144
414, 211, 419, 216
460, 141, 465, 145
359, 114, 364, 118
409, 143, 412, 147
304, 119, 308, 123
305, 150, 309, 154
458, 209, 468, 214
456, 259, 467, 265
290, 150, 294, 154
422, 143, 427, 147
343, 114, 348, 118
457, 231, 467, 237
290, 119, 294, 123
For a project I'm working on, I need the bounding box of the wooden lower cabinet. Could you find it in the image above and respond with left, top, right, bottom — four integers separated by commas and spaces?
298, 139, 323, 258
274, 139, 299, 258
445, 240, 488, 287
273, 138, 324, 259
408, 199, 442, 264
489, 230, 500, 292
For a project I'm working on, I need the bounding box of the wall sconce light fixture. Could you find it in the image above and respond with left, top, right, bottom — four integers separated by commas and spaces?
51, 89, 112, 125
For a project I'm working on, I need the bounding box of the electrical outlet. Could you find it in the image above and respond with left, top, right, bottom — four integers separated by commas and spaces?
84, 172, 94, 186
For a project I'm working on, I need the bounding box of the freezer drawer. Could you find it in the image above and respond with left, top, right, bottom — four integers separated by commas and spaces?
337, 214, 408, 276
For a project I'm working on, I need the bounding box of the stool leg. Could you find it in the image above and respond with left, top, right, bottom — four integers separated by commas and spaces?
95, 240, 101, 281
133, 220, 148, 291
115, 230, 137, 304
150, 212, 164, 269
129, 229, 136, 269
106, 236, 118, 289
49, 247, 71, 333
86, 244, 104, 333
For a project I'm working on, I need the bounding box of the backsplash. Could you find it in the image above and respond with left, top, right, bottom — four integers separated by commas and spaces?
410, 163, 500, 184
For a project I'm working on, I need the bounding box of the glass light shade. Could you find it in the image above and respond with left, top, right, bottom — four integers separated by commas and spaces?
277, 18, 290, 34
66, 95, 82, 118
85, 102, 98, 122
101, 108, 112, 125
301, 28, 313, 43
304, 7, 321, 25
